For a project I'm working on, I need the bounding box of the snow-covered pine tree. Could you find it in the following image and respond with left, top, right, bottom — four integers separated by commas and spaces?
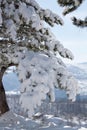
0, 0, 79, 117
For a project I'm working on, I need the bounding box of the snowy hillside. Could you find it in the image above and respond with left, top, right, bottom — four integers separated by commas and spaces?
67, 63, 87, 97
67, 63, 87, 81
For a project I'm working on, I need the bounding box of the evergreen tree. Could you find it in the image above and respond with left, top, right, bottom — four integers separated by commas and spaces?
0, 0, 79, 117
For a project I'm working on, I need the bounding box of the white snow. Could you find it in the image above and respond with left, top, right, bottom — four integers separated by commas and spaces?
0, 111, 87, 130
5, 19, 17, 40
0, 111, 40, 130
78, 128, 87, 130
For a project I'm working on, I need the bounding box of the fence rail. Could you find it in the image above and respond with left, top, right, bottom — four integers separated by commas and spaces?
6, 94, 87, 117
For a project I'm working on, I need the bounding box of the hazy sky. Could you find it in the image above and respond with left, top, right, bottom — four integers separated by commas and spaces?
37, 0, 87, 64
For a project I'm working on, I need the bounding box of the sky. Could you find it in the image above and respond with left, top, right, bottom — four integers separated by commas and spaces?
37, 0, 87, 64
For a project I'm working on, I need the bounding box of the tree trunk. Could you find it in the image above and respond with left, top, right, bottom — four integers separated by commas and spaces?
0, 67, 9, 116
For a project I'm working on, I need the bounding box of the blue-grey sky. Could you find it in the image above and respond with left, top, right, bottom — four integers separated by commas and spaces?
37, 0, 87, 64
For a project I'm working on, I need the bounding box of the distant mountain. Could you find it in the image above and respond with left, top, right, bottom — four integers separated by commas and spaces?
67, 64, 87, 80
67, 62, 87, 99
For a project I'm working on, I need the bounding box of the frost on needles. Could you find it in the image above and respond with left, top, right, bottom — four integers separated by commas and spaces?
0, 0, 78, 118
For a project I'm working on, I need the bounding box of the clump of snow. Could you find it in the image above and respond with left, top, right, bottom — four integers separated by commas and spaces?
16, 51, 78, 117
5, 19, 17, 40
78, 127, 87, 130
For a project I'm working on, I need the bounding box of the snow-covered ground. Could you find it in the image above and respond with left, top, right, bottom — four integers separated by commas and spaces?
0, 111, 87, 130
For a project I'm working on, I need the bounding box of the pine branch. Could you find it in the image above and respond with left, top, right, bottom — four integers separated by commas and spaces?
57, 0, 84, 15
72, 17, 87, 27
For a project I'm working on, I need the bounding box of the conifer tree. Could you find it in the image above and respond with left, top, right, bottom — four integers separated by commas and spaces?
0, 0, 79, 117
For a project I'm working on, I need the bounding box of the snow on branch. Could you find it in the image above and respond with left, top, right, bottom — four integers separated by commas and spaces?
57, 0, 84, 15
17, 51, 78, 117
71, 17, 87, 27
57, 67, 78, 101
45, 39, 74, 59
39, 9, 64, 26
0, 0, 63, 40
